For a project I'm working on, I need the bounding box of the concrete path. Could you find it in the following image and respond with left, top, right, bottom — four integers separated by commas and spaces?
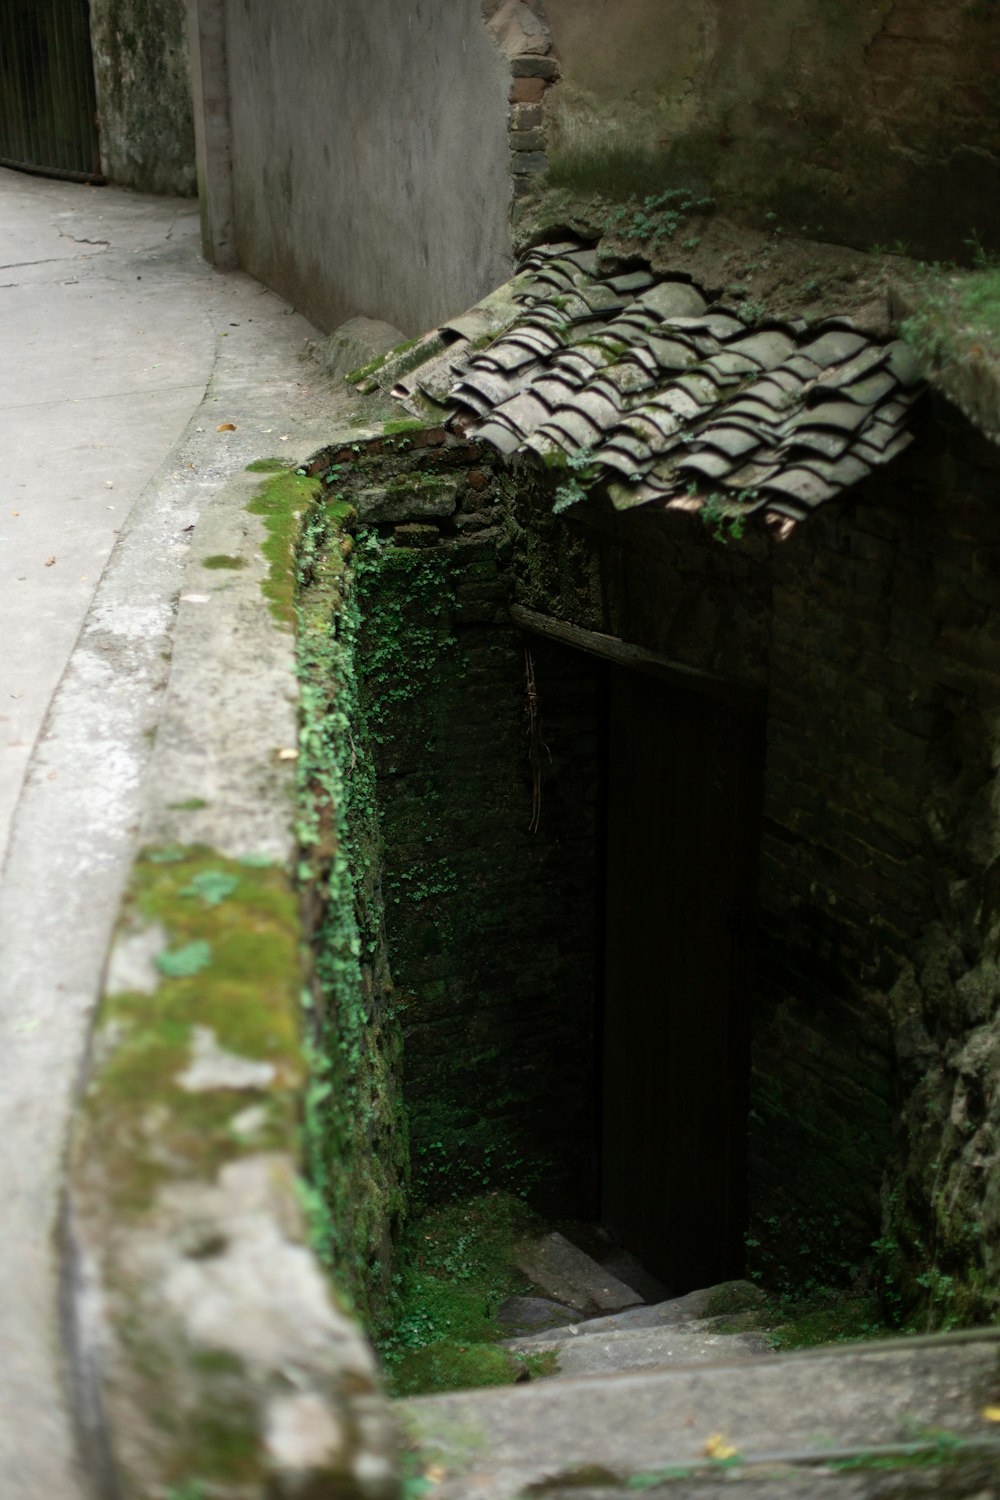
0, 168, 346, 1499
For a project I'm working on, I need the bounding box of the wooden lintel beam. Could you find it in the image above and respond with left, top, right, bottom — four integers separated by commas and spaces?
509, 604, 764, 706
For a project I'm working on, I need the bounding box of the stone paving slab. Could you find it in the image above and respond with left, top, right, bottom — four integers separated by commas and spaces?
514, 1231, 643, 1315
535, 1457, 1000, 1499
503, 1324, 774, 1377
399, 1333, 1000, 1500
509, 1283, 764, 1343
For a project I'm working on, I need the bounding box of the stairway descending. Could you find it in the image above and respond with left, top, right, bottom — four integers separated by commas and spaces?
397, 1232, 1000, 1498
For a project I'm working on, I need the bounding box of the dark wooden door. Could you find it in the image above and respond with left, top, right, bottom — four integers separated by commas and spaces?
0, 0, 102, 182
601, 667, 762, 1293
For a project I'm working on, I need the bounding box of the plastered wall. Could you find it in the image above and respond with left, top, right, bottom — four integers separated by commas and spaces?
541, 0, 1000, 259
220, 0, 514, 335
89, 0, 196, 193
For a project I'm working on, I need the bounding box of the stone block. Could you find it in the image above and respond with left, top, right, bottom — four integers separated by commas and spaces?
510, 75, 545, 103
305, 316, 406, 380
509, 102, 543, 131
509, 128, 546, 152
511, 150, 548, 176
354, 479, 459, 522
486, 0, 552, 58
510, 54, 559, 77
514, 1232, 643, 1315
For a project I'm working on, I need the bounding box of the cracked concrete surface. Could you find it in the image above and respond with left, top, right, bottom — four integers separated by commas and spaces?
0, 167, 345, 1499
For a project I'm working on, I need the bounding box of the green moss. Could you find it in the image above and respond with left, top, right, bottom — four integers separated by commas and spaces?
167, 797, 209, 811
718, 1285, 889, 1352
83, 847, 303, 1215
390, 1342, 529, 1397
245, 468, 322, 625
382, 418, 426, 436
767, 1295, 886, 1351
701, 1280, 765, 1319
898, 254, 1000, 379
295, 504, 411, 1324
345, 352, 388, 385
378, 1191, 545, 1396
244, 458, 289, 474
201, 554, 246, 571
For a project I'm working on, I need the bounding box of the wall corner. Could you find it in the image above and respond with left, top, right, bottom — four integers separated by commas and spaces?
186, 0, 237, 270
482, 0, 558, 212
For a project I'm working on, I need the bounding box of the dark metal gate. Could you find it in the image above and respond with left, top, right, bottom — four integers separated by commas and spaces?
0, 0, 102, 182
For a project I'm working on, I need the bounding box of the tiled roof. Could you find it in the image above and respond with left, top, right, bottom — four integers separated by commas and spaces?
360, 241, 924, 526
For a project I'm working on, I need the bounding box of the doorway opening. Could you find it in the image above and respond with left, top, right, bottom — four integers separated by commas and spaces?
599, 661, 764, 1292
519, 630, 765, 1294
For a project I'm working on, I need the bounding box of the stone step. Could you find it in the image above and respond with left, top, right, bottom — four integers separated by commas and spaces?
508, 1280, 764, 1343
492, 1295, 578, 1337
533, 1455, 1000, 1499
398, 1331, 1000, 1500
555, 1219, 671, 1305
503, 1322, 774, 1378
513, 1230, 643, 1315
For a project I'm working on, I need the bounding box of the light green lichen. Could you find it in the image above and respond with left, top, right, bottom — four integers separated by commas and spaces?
83, 847, 303, 1216
245, 468, 323, 625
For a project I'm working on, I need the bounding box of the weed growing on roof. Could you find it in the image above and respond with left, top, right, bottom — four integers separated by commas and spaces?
551, 445, 600, 514
606, 187, 715, 247
696, 487, 757, 543
735, 297, 766, 327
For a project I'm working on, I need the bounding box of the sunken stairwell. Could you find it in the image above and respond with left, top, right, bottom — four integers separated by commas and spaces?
292, 406, 1000, 1495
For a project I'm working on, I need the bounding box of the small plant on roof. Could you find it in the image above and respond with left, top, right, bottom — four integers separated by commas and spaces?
552, 445, 600, 514
607, 187, 715, 246
696, 486, 757, 544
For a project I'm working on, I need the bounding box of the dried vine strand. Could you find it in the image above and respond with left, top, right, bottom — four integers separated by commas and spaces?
524, 647, 549, 834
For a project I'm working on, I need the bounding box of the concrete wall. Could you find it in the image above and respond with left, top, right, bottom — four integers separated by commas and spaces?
89, 0, 196, 193
541, 0, 1000, 260
220, 0, 514, 336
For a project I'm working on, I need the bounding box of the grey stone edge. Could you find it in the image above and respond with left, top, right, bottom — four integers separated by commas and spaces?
63, 436, 399, 1499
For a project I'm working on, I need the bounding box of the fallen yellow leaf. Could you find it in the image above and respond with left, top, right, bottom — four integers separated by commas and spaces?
982, 1406, 1000, 1422
704, 1433, 738, 1460
217, 422, 236, 432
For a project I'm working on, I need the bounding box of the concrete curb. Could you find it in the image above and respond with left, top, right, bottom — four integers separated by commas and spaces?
63, 445, 401, 1496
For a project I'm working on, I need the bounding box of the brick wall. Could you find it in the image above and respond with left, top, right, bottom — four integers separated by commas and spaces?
310, 397, 1000, 1320
306, 429, 601, 1221
503, 398, 1000, 1314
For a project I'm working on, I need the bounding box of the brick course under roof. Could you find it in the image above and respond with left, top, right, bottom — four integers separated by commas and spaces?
357, 240, 925, 526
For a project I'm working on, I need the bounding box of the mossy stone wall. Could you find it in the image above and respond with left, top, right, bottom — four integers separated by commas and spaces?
303, 401, 1000, 1330
297, 429, 601, 1317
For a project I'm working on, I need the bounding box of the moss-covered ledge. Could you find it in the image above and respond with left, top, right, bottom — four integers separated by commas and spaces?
68, 847, 394, 1498
891, 269, 1000, 447
64, 457, 400, 1499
